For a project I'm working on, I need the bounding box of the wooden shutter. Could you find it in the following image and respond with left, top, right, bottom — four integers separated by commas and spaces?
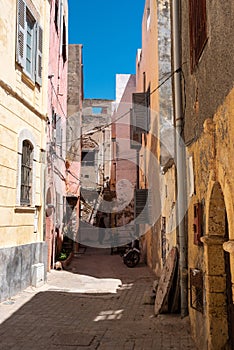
130, 109, 141, 149
134, 189, 152, 224
189, 0, 207, 71
35, 24, 43, 85
132, 92, 149, 133
16, 0, 26, 66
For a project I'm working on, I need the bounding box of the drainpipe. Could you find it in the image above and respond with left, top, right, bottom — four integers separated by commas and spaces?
172, 0, 188, 317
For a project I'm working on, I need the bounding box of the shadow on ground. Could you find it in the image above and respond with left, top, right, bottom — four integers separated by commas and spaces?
0, 247, 197, 349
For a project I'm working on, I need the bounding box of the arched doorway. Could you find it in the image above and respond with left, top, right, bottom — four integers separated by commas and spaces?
201, 182, 233, 349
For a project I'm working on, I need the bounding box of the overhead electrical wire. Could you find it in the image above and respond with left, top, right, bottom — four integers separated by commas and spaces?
49, 66, 186, 185
48, 66, 183, 146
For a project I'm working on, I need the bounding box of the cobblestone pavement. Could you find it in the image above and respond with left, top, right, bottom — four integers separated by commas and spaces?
0, 247, 197, 349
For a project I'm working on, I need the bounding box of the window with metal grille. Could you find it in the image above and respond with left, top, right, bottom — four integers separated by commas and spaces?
20, 140, 33, 205
189, 0, 208, 72
190, 268, 204, 313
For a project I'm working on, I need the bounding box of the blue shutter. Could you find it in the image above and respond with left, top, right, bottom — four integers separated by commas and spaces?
35, 24, 43, 85
16, 0, 26, 67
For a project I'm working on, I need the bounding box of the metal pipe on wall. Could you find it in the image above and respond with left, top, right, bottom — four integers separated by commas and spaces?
171, 0, 188, 317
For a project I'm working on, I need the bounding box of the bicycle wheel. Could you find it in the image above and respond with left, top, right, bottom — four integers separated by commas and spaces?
123, 250, 140, 268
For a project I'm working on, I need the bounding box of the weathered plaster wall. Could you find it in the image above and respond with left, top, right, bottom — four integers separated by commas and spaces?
161, 163, 177, 260
187, 88, 234, 349
112, 74, 136, 228
66, 44, 83, 197
179, 1, 234, 348
136, 0, 174, 276
136, 0, 161, 275
81, 99, 113, 191
181, 1, 234, 144
0, 242, 47, 303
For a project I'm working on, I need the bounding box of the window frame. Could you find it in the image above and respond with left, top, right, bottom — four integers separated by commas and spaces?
189, 0, 208, 72
25, 8, 36, 78
16, 129, 37, 207
20, 140, 33, 205
16, 0, 43, 85
81, 150, 96, 167
54, 0, 59, 32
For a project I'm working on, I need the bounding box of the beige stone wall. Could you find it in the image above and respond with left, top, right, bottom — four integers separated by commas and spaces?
161, 164, 177, 259
0, 0, 50, 248
187, 87, 234, 349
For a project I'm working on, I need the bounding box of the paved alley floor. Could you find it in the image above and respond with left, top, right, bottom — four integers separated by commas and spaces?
0, 247, 197, 349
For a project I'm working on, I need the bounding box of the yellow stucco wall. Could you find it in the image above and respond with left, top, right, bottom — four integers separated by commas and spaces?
187, 87, 234, 349
0, 0, 50, 248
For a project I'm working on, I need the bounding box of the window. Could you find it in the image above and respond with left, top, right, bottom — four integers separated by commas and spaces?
134, 189, 152, 224
190, 268, 204, 313
130, 108, 141, 149
16, 130, 36, 207
130, 91, 150, 148
81, 151, 95, 166
189, 0, 208, 72
146, 7, 151, 31
54, 0, 59, 32
21, 140, 33, 205
92, 107, 103, 114
16, 0, 43, 85
62, 17, 67, 63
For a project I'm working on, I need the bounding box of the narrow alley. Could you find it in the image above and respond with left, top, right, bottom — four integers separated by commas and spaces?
0, 249, 196, 350
1, 1, 234, 349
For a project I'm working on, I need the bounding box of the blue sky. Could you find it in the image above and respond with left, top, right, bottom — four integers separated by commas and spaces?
68, 0, 145, 100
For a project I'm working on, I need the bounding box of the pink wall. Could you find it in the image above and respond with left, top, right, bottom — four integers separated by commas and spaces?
114, 75, 137, 187
46, 0, 68, 269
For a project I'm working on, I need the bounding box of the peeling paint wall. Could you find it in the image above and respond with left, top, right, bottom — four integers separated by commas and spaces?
186, 89, 234, 349
136, 0, 174, 276
180, 1, 234, 348
81, 99, 113, 192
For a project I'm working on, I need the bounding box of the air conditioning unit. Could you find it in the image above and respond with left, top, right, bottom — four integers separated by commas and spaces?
31, 263, 44, 287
